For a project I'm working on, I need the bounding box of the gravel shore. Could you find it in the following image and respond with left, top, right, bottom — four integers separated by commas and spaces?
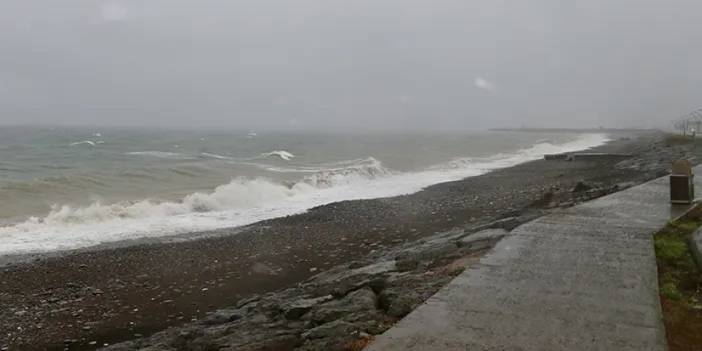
0, 131, 689, 350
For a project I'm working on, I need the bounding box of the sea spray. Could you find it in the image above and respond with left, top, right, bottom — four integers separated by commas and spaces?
0, 133, 609, 255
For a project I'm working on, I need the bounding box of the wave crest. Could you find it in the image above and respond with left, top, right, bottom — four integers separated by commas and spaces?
261, 150, 295, 161
18, 158, 390, 227
70, 140, 96, 147
302, 157, 391, 187
22, 177, 313, 228
0, 133, 609, 255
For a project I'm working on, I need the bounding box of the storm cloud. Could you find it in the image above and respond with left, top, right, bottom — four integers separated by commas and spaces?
1, 0, 701, 130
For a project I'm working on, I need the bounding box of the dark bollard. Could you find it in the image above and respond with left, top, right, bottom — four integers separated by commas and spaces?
670, 159, 695, 204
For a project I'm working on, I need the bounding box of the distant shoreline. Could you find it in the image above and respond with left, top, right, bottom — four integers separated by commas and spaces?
490, 127, 660, 133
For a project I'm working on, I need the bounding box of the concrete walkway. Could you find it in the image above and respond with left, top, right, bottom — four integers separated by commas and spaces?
367, 168, 701, 351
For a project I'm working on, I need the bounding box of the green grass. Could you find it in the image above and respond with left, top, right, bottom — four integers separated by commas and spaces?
654, 214, 702, 350
654, 220, 701, 301
660, 281, 684, 301
664, 134, 702, 146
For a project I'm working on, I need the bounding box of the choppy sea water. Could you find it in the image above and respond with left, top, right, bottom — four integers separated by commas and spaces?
0, 127, 608, 255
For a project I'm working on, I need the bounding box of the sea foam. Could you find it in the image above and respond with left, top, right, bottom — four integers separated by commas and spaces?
69, 140, 97, 147
0, 134, 609, 256
261, 150, 295, 161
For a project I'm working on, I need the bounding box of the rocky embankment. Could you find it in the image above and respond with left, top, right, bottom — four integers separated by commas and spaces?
102, 215, 527, 351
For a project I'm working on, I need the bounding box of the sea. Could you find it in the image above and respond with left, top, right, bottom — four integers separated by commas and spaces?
0, 126, 609, 256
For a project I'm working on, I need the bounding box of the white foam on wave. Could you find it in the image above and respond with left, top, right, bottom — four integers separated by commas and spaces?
262, 150, 295, 161
70, 140, 96, 147
250, 157, 381, 174
0, 134, 609, 256
201, 150, 295, 162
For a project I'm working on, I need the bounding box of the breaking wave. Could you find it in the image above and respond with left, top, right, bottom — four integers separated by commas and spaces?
70, 140, 97, 147
0, 134, 609, 255
301, 157, 390, 187
201, 151, 296, 162
260, 150, 295, 161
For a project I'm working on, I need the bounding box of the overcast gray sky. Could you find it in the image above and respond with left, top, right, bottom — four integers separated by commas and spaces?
1, 0, 701, 130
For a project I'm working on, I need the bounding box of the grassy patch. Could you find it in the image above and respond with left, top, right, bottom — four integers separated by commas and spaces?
665, 134, 697, 146
660, 280, 684, 301
654, 214, 702, 350
654, 219, 701, 300
655, 221, 698, 269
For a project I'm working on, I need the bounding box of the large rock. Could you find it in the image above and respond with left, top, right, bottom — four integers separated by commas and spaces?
394, 234, 463, 271
303, 261, 396, 297
456, 228, 508, 250
378, 289, 423, 318
305, 288, 377, 324
485, 216, 520, 230
302, 320, 358, 340
215, 331, 301, 351
200, 307, 246, 325
572, 181, 593, 193
283, 295, 334, 320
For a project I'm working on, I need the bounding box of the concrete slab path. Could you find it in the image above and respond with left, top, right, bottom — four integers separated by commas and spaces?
367, 167, 702, 351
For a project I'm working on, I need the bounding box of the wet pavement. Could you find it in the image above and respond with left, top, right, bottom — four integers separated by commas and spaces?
367, 167, 702, 351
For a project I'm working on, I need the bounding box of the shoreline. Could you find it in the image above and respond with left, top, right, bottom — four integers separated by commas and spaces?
0, 130, 687, 350
0, 132, 610, 267
490, 127, 658, 133
0, 225, 252, 268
